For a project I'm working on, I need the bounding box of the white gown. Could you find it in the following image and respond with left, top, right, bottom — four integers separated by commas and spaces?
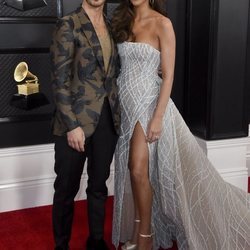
112, 41, 250, 250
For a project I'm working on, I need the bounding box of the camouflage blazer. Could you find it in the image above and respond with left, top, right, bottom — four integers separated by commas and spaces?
50, 7, 120, 137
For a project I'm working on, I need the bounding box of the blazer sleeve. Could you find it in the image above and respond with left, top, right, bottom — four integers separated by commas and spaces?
50, 17, 79, 132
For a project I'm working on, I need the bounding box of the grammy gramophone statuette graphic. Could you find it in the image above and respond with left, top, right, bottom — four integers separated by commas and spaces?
15, 62, 39, 95
3, 0, 47, 11
10, 61, 49, 110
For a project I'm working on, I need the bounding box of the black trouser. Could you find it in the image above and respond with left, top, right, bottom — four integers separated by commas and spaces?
52, 98, 118, 249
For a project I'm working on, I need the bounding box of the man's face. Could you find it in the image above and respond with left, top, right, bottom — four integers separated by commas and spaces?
85, 0, 106, 8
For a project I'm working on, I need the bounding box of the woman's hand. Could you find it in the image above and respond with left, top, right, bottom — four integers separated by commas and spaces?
146, 116, 163, 143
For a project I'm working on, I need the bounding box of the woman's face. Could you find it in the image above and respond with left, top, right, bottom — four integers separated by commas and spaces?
130, 0, 149, 8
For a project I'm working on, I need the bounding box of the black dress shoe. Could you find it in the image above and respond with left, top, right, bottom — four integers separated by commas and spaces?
54, 246, 69, 250
86, 237, 109, 250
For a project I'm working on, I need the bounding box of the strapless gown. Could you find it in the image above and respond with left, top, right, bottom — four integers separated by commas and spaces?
112, 42, 250, 250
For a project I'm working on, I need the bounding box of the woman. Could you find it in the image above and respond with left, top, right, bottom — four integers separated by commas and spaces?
111, 0, 250, 250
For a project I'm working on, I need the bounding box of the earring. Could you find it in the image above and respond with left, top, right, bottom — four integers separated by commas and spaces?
150, 0, 154, 6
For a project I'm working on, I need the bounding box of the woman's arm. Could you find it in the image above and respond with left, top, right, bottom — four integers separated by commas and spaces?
147, 17, 176, 142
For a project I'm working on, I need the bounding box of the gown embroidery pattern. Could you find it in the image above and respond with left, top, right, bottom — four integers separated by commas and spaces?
112, 42, 250, 250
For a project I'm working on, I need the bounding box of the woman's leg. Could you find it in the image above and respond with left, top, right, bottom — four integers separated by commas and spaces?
129, 122, 153, 250
129, 179, 140, 244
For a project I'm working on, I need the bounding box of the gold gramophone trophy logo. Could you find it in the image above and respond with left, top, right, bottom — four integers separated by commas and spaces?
14, 62, 39, 95
10, 61, 49, 110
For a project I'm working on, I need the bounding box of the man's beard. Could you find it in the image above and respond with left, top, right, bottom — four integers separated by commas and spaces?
85, 0, 105, 8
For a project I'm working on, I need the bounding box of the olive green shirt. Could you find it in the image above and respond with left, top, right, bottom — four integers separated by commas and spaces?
98, 32, 112, 73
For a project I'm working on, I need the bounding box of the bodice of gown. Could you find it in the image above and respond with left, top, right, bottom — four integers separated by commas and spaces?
117, 42, 163, 123
117, 41, 161, 88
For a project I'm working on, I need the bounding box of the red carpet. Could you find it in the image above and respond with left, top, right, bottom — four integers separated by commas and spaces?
1, 177, 249, 250
0, 197, 177, 250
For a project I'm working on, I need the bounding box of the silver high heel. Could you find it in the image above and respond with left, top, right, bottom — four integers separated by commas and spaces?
139, 232, 154, 238
121, 219, 140, 250
138, 232, 154, 250
121, 241, 137, 250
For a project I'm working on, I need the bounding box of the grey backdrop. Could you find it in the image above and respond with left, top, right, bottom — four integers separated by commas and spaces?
63, 0, 82, 14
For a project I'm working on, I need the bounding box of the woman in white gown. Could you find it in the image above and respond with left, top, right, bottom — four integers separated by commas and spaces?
111, 0, 250, 249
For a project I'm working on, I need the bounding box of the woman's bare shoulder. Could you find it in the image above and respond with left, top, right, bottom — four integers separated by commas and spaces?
156, 15, 173, 31
148, 11, 173, 33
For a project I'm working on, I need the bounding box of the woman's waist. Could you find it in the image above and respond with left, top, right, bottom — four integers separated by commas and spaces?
118, 73, 162, 84
119, 68, 159, 75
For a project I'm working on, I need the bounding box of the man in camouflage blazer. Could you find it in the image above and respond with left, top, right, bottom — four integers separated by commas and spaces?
50, 1, 120, 249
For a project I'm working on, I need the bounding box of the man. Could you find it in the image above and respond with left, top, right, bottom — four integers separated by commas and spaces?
50, 0, 120, 249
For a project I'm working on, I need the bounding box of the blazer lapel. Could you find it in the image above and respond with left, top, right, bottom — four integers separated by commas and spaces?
76, 7, 105, 73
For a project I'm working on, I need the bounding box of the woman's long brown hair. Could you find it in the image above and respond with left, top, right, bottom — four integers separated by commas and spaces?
111, 0, 166, 43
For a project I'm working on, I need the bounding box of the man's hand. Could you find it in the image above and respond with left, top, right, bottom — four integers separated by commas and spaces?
67, 127, 85, 152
